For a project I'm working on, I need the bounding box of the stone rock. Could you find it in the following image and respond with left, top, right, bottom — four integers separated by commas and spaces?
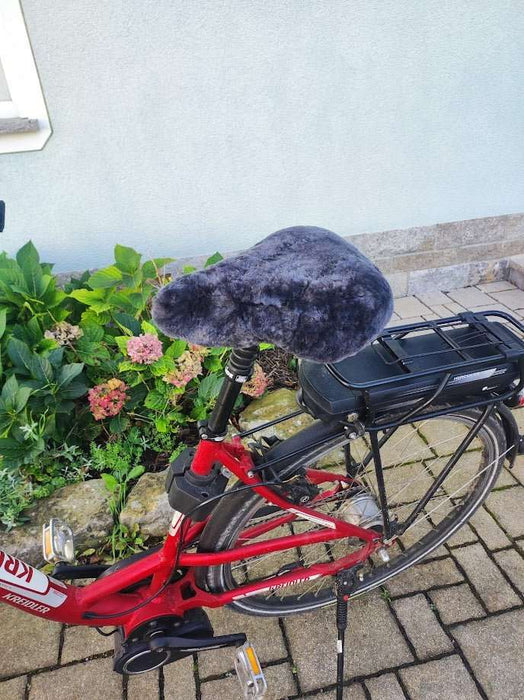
239, 388, 314, 439
0, 480, 113, 567
238, 388, 345, 467
120, 469, 173, 537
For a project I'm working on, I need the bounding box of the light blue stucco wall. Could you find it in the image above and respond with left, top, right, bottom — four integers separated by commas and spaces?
1, 0, 523, 271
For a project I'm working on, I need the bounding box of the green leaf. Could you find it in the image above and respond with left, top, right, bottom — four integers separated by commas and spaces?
109, 413, 130, 434
141, 320, 158, 336
1, 375, 19, 403
149, 355, 175, 376
88, 265, 123, 289
16, 240, 39, 271
70, 289, 111, 313
113, 313, 141, 336
118, 360, 141, 373
142, 257, 174, 278
164, 339, 187, 359
114, 244, 141, 274
127, 465, 145, 482
79, 323, 104, 343
57, 363, 84, 388
115, 336, 130, 354
29, 354, 54, 384
101, 473, 119, 492
0, 307, 7, 339
16, 241, 43, 295
204, 252, 224, 267
47, 347, 65, 369
197, 374, 223, 401
144, 390, 166, 411
59, 379, 88, 400
14, 386, 32, 413
7, 338, 34, 375
154, 416, 168, 433
182, 265, 197, 274
259, 342, 274, 350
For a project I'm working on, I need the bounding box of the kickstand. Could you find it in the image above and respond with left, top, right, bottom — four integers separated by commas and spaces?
335, 567, 361, 700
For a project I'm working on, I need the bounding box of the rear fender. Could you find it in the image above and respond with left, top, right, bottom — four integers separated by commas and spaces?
496, 403, 520, 468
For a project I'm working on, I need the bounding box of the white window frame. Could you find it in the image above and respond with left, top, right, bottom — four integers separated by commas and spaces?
0, 0, 51, 153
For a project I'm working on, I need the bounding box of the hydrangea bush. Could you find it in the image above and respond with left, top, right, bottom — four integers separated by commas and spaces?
0, 241, 270, 529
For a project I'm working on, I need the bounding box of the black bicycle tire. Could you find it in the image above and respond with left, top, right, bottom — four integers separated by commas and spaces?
196, 409, 506, 616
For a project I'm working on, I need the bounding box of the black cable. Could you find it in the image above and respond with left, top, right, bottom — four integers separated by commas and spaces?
82, 478, 280, 621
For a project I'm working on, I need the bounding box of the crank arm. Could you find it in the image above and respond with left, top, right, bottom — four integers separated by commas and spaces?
149, 632, 247, 653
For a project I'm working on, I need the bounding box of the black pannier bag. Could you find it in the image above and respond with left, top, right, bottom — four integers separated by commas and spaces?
298, 311, 524, 425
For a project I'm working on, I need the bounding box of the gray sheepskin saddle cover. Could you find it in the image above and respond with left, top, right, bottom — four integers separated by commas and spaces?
152, 226, 393, 363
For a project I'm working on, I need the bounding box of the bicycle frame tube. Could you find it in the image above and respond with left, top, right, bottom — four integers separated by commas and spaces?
0, 436, 382, 634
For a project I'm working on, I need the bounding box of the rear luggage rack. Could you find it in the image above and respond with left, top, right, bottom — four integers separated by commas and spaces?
320, 311, 524, 427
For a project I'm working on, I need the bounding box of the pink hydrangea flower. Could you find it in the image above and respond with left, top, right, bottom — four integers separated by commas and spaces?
127, 334, 163, 364
88, 378, 128, 421
163, 350, 202, 388
242, 363, 268, 398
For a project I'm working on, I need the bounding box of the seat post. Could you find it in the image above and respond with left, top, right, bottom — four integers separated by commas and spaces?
205, 346, 259, 439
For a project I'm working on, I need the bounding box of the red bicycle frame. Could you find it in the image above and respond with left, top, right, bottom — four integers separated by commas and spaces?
0, 435, 382, 638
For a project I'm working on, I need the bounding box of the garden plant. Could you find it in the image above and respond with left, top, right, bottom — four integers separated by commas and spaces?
0, 241, 268, 547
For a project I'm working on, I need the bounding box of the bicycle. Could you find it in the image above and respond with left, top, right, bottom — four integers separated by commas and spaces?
1, 226, 523, 699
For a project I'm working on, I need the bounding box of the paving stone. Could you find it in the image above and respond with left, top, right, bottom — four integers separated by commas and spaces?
61, 625, 114, 664
467, 506, 511, 550
493, 466, 518, 488
163, 656, 195, 700
197, 607, 286, 678
424, 304, 452, 318
312, 684, 366, 699
394, 297, 430, 319
453, 543, 520, 612
428, 583, 484, 625
443, 301, 465, 314
0, 676, 26, 700
0, 606, 61, 677
453, 609, 524, 699
285, 594, 413, 691
491, 289, 524, 310
386, 558, 463, 596
200, 662, 296, 700
127, 669, 160, 700
29, 657, 121, 700
398, 315, 426, 324
485, 487, 524, 539
446, 287, 494, 308
493, 549, 524, 596
477, 281, 516, 293
446, 521, 478, 547
387, 272, 409, 299
392, 594, 453, 658
400, 655, 481, 699
365, 673, 406, 700
415, 291, 450, 306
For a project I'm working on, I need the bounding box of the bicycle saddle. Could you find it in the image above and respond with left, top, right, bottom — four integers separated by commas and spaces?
152, 226, 393, 363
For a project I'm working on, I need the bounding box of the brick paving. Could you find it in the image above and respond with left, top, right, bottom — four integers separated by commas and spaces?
1, 281, 523, 699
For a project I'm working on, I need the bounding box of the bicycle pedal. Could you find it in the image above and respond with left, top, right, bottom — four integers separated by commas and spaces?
42, 519, 76, 565
234, 642, 267, 698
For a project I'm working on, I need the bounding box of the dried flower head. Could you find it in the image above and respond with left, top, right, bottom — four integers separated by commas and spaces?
163, 350, 202, 388
88, 378, 128, 421
44, 322, 83, 346
242, 363, 268, 398
127, 333, 163, 364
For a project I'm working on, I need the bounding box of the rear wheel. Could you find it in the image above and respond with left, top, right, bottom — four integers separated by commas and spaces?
197, 409, 506, 616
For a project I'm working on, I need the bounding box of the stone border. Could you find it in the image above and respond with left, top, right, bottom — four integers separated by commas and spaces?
55, 213, 524, 298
